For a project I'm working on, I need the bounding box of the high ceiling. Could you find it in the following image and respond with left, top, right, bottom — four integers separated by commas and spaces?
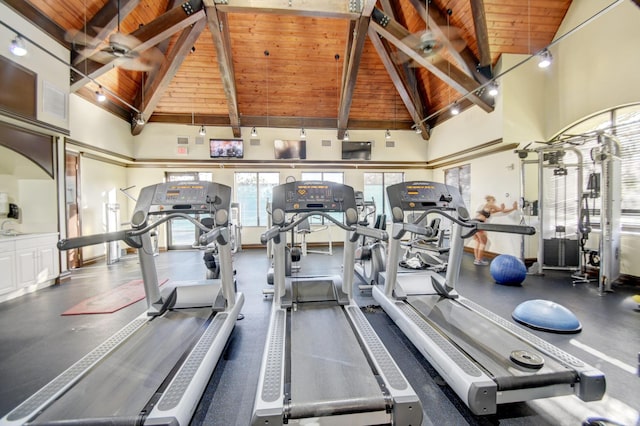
5, 0, 572, 140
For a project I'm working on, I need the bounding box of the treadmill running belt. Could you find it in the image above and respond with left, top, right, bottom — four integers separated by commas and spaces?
289, 304, 386, 418
30, 310, 211, 423
407, 296, 577, 390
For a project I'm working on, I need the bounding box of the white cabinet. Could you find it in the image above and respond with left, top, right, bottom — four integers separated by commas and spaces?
0, 241, 16, 296
15, 234, 60, 289
0, 234, 59, 300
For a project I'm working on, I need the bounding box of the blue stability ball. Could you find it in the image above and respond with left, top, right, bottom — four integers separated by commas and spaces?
490, 254, 527, 285
512, 299, 582, 333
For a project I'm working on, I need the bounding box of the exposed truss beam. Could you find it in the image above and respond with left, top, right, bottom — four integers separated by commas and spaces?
337, 15, 370, 140
71, 1, 205, 92
368, 27, 429, 140
371, 8, 493, 113
131, 16, 207, 135
211, 0, 361, 19
469, 0, 492, 77
205, 0, 241, 137
406, 0, 480, 79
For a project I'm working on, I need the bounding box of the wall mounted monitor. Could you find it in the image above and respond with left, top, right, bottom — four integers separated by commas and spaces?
210, 139, 244, 158
274, 139, 306, 159
341, 141, 372, 160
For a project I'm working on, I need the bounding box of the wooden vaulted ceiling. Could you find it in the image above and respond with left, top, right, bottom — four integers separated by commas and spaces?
5, 0, 572, 140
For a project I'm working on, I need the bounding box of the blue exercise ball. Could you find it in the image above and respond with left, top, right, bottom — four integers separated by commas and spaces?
490, 254, 527, 285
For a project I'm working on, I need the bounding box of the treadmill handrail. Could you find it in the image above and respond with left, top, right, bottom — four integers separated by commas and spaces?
260, 211, 388, 243
58, 213, 218, 250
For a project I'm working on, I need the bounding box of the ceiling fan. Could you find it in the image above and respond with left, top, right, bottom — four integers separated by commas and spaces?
65, 0, 163, 71
394, 3, 466, 66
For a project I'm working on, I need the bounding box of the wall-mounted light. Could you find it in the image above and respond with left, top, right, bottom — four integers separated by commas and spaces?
537, 49, 553, 68
488, 82, 499, 97
96, 86, 106, 103
199, 125, 206, 136
9, 36, 27, 57
415, 126, 422, 134
300, 128, 306, 139
343, 130, 349, 141
136, 113, 145, 125
251, 127, 258, 137
450, 103, 460, 115
385, 129, 391, 139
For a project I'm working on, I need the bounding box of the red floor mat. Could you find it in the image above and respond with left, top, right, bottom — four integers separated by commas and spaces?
61, 278, 169, 315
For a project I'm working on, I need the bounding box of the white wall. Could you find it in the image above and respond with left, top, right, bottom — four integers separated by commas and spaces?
0, 3, 69, 131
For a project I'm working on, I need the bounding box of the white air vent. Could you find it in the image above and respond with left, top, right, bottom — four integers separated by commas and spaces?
250, 139, 260, 146
42, 80, 66, 119
321, 139, 331, 147
386, 140, 395, 148
177, 136, 189, 145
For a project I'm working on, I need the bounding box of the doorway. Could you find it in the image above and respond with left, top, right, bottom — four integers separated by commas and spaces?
65, 151, 82, 268
165, 172, 212, 250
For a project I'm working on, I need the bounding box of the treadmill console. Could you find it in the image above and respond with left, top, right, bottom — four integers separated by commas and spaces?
270, 180, 358, 225
131, 181, 232, 227
386, 181, 465, 222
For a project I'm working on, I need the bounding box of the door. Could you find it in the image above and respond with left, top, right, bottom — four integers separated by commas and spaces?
65, 151, 82, 268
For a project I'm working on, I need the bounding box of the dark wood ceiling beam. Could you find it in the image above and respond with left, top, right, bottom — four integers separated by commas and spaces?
71, 1, 205, 91
470, 0, 492, 77
406, 0, 485, 81
149, 113, 415, 130
205, 0, 241, 137
371, 8, 494, 113
336, 15, 370, 140
368, 27, 429, 140
132, 16, 207, 135
211, 0, 361, 19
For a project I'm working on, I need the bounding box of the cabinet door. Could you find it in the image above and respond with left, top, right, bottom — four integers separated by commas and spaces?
16, 248, 37, 288
0, 251, 16, 295
38, 246, 59, 282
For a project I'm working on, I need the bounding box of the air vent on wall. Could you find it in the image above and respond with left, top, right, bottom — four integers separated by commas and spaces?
42, 80, 66, 120
177, 136, 189, 145
250, 139, 260, 146
386, 140, 395, 148
321, 139, 331, 147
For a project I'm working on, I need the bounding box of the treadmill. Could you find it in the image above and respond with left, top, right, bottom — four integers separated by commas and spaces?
252, 180, 422, 425
0, 181, 244, 426
374, 181, 606, 415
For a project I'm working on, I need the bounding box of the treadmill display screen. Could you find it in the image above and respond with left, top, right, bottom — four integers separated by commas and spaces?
155, 184, 207, 204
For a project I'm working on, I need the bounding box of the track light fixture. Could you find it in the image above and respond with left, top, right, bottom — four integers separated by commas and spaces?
96, 86, 106, 103
450, 103, 460, 115
385, 129, 391, 139
136, 112, 145, 125
9, 35, 27, 57
300, 128, 306, 139
415, 126, 422, 134
343, 130, 349, 141
537, 49, 553, 68
199, 125, 206, 136
251, 127, 258, 137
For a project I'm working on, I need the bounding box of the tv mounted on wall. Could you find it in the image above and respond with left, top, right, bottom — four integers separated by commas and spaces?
274, 139, 306, 159
209, 139, 244, 158
341, 141, 372, 160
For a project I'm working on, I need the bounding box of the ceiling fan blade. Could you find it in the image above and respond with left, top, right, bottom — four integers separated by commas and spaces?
110, 32, 142, 50
65, 29, 100, 48
88, 49, 118, 65
117, 46, 164, 71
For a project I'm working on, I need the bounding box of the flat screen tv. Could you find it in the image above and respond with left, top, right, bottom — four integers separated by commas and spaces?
210, 139, 244, 158
274, 139, 306, 160
342, 141, 372, 160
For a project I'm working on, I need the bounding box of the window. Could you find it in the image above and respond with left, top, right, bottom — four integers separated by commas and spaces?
235, 172, 279, 227
561, 104, 640, 229
166, 172, 212, 182
164, 172, 213, 249
363, 172, 404, 218
444, 164, 471, 211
